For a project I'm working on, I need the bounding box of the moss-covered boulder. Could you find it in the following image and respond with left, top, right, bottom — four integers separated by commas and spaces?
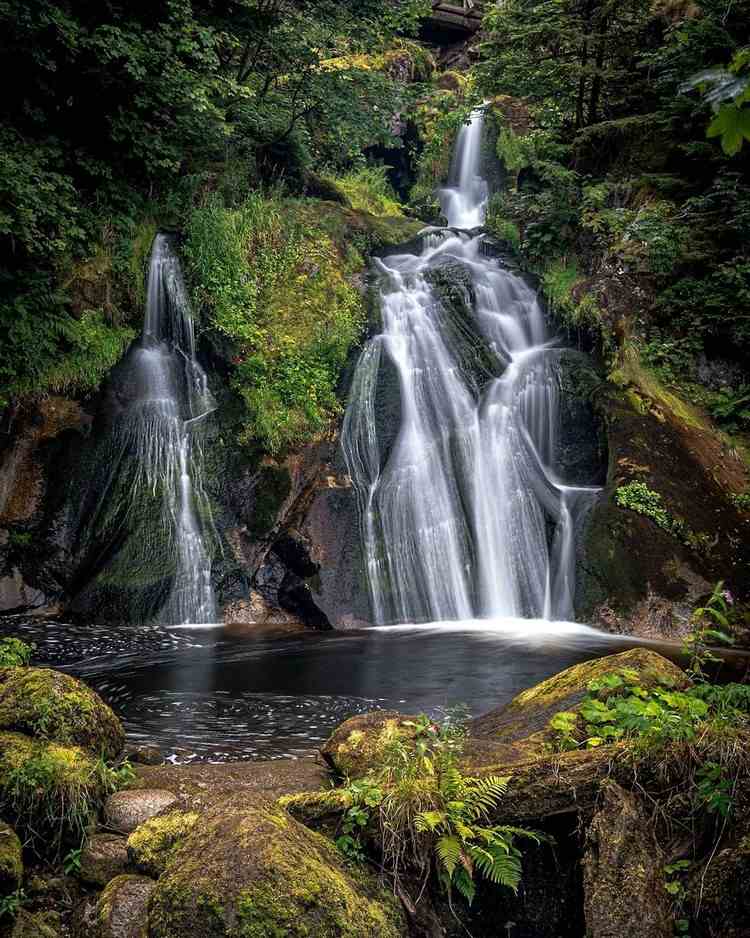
0, 667, 124, 759
79, 833, 130, 887
469, 648, 688, 759
148, 802, 407, 938
91, 874, 155, 938
320, 711, 419, 778
0, 820, 22, 896
0, 731, 107, 854
126, 810, 198, 878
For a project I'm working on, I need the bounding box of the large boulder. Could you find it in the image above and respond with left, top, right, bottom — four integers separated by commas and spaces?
0, 667, 124, 759
0, 820, 22, 895
148, 802, 407, 938
582, 781, 672, 938
0, 731, 109, 854
469, 647, 688, 759
104, 790, 180, 835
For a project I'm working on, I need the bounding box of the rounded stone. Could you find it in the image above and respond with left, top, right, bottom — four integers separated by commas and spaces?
0, 667, 124, 759
93, 874, 155, 938
79, 833, 130, 886
104, 790, 179, 834
0, 820, 23, 895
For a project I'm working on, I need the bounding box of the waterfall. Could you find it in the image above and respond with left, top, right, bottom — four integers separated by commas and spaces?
76, 234, 218, 625
342, 108, 601, 625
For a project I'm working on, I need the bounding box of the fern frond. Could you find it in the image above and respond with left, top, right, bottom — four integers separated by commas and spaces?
452, 865, 476, 905
436, 834, 461, 877
415, 809, 445, 832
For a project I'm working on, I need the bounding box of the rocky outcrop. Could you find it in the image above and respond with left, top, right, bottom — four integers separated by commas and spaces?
576, 353, 750, 631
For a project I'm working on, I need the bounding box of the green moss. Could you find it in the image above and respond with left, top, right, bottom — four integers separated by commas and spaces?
127, 811, 199, 877
0, 731, 112, 856
149, 804, 405, 938
0, 667, 124, 758
0, 821, 23, 895
322, 713, 419, 779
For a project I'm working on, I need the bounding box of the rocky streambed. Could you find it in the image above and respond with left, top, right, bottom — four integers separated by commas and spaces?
0, 644, 748, 938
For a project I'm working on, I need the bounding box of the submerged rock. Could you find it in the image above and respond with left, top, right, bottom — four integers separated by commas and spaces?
0, 666, 124, 759
79, 833, 130, 887
582, 781, 672, 938
148, 802, 406, 938
104, 790, 180, 834
0, 820, 22, 895
92, 874, 155, 938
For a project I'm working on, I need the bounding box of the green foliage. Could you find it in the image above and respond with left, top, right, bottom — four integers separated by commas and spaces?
332, 709, 536, 907
684, 48, 750, 154
614, 481, 711, 553
184, 191, 364, 453
332, 167, 404, 217
0, 889, 26, 921
0, 638, 32, 668
63, 846, 83, 875
682, 581, 735, 680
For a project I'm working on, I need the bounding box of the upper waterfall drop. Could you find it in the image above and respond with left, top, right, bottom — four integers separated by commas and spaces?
343, 108, 602, 626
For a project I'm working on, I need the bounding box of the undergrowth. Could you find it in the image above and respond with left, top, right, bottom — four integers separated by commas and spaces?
322, 711, 537, 908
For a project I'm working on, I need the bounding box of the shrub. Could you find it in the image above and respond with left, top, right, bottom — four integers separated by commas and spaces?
0, 639, 32, 668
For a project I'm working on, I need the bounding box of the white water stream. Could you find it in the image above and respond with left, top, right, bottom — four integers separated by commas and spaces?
343, 108, 601, 625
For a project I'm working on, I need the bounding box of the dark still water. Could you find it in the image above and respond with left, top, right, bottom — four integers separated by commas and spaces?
2, 616, 668, 763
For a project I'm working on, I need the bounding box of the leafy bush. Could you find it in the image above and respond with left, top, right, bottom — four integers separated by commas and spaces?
0, 638, 32, 668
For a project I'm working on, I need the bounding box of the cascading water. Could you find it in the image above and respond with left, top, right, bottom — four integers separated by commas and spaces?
343, 108, 601, 625
75, 235, 217, 625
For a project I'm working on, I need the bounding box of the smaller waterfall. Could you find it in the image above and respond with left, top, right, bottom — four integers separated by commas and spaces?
76, 235, 217, 625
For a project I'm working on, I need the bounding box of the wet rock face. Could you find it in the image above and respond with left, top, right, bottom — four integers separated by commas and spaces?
583, 782, 672, 938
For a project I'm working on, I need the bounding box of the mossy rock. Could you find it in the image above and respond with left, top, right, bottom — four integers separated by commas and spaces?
470, 648, 688, 758
79, 833, 130, 887
0, 667, 124, 759
0, 731, 107, 855
92, 874, 155, 938
11, 910, 61, 938
126, 810, 199, 878
0, 820, 22, 896
148, 802, 407, 938
320, 711, 420, 779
